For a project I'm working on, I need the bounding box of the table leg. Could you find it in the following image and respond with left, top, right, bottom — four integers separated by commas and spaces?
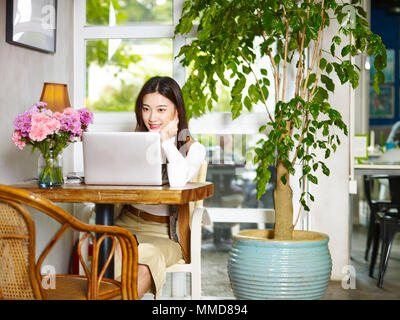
177, 203, 190, 263
95, 203, 114, 279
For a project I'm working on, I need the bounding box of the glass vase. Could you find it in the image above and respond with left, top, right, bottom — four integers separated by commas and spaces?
38, 151, 64, 188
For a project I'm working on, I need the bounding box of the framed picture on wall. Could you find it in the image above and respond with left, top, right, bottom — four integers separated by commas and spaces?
369, 85, 395, 119
5, 0, 57, 53
370, 49, 395, 83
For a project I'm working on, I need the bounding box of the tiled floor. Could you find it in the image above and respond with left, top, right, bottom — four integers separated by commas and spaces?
197, 224, 400, 300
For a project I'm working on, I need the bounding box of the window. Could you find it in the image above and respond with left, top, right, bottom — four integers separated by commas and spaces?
86, 38, 173, 112
75, 0, 178, 119
86, 0, 173, 26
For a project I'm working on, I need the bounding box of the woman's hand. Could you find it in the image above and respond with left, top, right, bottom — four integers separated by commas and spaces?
160, 114, 179, 142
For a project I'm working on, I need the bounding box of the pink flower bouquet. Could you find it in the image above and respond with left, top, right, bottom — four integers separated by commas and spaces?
12, 102, 93, 187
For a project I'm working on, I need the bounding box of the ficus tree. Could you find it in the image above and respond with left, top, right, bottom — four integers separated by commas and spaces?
175, 0, 387, 240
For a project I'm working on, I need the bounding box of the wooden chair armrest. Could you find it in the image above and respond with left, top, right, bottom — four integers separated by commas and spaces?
76, 228, 139, 300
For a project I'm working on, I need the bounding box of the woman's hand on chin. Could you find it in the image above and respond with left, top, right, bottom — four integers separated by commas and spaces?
160, 115, 179, 142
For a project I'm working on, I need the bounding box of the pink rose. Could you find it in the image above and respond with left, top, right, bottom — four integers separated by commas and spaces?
29, 113, 59, 141
46, 117, 61, 132
53, 112, 63, 120
12, 130, 26, 150
29, 124, 48, 141
63, 107, 79, 116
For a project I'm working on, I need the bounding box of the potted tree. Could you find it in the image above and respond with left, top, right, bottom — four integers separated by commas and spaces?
175, 0, 386, 299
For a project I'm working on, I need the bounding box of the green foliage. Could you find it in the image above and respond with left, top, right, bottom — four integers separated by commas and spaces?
89, 80, 139, 112
175, 0, 387, 213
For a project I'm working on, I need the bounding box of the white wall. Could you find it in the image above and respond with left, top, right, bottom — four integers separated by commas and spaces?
0, 0, 75, 273
308, 15, 351, 281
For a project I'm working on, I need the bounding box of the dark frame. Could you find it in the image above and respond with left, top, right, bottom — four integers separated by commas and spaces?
370, 49, 395, 84
369, 84, 395, 119
6, 0, 57, 54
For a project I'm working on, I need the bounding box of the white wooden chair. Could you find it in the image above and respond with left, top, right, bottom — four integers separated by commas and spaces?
164, 162, 210, 299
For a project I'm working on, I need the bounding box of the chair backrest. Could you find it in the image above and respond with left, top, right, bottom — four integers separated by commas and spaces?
0, 201, 43, 299
389, 176, 400, 209
189, 162, 208, 227
190, 162, 208, 206
363, 176, 373, 207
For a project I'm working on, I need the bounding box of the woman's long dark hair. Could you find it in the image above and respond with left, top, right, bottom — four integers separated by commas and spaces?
135, 76, 192, 156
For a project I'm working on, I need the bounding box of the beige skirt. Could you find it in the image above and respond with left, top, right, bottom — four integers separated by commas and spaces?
114, 207, 183, 298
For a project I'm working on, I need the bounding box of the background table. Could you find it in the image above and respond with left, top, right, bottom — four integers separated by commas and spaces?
354, 163, 400, 176
12, 181, 214, 278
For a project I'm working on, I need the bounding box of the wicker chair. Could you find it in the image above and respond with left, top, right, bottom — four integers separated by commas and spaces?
0, 184, 139, 300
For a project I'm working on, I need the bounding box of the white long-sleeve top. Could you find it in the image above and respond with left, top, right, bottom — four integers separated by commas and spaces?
132, 136, 206, 216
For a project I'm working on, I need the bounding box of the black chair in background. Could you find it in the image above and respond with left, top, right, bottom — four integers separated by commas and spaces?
369, 175, 400, 288
363, 175, 396, 261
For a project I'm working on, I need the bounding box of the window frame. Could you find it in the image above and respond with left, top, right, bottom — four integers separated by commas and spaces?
74, 0, 186, 127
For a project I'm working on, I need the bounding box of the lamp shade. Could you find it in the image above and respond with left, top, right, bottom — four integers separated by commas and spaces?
40, 83, 71, 112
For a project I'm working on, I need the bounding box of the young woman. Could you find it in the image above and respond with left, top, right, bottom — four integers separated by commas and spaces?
114, 76, 206, 299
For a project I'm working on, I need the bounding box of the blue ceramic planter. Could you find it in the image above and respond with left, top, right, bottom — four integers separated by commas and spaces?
228, 230, 332, 300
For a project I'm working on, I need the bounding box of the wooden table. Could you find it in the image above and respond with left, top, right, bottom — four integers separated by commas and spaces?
12, 181, 214, 278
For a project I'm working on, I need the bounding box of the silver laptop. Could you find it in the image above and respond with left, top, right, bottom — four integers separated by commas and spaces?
82, 132, 167, 185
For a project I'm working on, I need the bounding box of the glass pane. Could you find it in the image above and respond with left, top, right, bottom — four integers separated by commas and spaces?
86, 38, 173, 112
86, 0, 173, 26
193, 133, 275, 209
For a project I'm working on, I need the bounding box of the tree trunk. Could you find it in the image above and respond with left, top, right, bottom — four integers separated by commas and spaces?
273, 160, 294, 240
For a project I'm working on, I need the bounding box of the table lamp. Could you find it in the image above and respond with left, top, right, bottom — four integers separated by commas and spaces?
40, 82, 71, 112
